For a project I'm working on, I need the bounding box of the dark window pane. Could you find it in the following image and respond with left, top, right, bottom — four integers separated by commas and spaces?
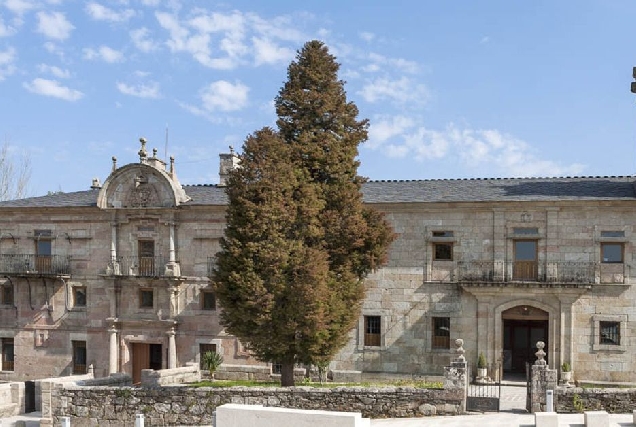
202, 291, 216, 310
602, 243, 623, 263
434, 243, 452, 260
2, 285, 13, 305
432, 231, 454, 237
364, 316, 381, 346
601, 231, 624, 238
600, 321, 620, 345
74, 287, 86, 307
140, 289, 153, 308
72, 341, 87, 374
514, 241, 537, 261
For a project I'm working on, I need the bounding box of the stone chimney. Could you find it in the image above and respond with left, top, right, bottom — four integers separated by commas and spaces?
218, 146, 239, 186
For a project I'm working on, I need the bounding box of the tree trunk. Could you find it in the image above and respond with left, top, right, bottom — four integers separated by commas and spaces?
280, 361, 295, 387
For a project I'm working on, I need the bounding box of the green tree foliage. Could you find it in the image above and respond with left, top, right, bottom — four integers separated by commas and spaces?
214, 40, 395, 387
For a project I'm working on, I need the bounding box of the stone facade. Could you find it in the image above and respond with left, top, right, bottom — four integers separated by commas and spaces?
0, 139, 634, 384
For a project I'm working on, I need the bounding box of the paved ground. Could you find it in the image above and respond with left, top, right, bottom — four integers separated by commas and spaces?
1, 386, 634, 426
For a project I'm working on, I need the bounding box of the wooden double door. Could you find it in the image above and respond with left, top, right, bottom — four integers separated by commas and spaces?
132, 343, 162, 384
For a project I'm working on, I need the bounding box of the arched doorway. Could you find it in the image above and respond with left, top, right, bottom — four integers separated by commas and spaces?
502, 306, 548, 374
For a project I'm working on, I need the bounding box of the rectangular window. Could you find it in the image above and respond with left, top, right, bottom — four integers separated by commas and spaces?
272, 361, 282, 374
72, 340, 87, 374
601, 243, 623, 263
599, 321, 620, 345
73, 286, 86, 307
432, 317, 450, 349
201, 291, 216, 310
364, 315, 381, 347
433, 243, 453, 261
2, 338, 14, 371
1, 283, 13, 306
199, 343, 217, 369
139, 288, 153, 308
601, 231, 625, 238
513, 227, 539, 235
432, 231, 454, 238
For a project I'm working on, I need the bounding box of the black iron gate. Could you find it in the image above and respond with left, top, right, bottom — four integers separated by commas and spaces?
467, 371, 501, 412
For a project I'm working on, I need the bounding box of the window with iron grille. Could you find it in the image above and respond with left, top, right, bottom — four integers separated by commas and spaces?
364, 315, 381, 347
432, 317, 450, 349
600, 321, 620, 345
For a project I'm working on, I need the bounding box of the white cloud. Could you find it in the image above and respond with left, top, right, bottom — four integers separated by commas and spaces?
368, 115, 415, 148
130, 27, 158, 52
116, 81, 160, 98
36, 11, 74, 40
200, 80, 249, 112
359, 76, 429, 106
4, 0, 35, 15
23, 78, 83, 101
364, 52, 419, 74
252, 37, 293, 66
359, 31, 375, 42
366, 119, 585, 177
0, 47, 16, 80
83, 46, 124, 63
480, 36, 490, 44
85, 2, 136, 22
37, 63, 70, 78
0, 15, 20, 37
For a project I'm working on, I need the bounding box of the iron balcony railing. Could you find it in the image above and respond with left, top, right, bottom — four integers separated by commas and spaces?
112, 255, 166, 277
456, 261, 599, 284
0, 254, 71, 275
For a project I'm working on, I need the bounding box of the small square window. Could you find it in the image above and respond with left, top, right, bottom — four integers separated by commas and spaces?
201, 291, 216, 310
73, 287, 86, 307
433, 243, 453, 261
364, 315, 381, 347
432, 317, 450, 349
1, 284, 13, 306
601, 243, 623, 263
600, 321, 620, 345
139, 289, 153, 308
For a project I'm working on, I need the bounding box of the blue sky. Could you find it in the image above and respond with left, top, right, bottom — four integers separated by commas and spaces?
2, 0, 636, 197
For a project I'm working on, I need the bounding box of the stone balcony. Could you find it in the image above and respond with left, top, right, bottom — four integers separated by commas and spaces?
106, 255, 178, 277
429, 261, 627, 285
0, 254, 71, 276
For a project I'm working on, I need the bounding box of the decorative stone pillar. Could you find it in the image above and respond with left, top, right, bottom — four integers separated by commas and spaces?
444, 338, 467, 413
167, 327, 177, 369
164, 221, 181, 277
106, 222, 120, 275
528, 341, 558, 413
108, 327, 119, 375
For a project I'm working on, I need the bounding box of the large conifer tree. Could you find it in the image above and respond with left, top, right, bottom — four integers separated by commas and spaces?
214, 40, 394, 386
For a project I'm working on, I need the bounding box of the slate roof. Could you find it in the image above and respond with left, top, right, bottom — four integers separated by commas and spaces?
0, 176, 634, 208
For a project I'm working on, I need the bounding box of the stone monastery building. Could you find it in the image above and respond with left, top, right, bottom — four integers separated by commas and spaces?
0, 138, 633, 384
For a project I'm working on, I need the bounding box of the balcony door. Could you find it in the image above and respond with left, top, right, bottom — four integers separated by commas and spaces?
138, 240, 155, 276
513, 240, 537, 280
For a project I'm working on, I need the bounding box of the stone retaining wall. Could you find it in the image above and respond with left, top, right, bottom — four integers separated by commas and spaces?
556, 387, 636, 413
49, 385, 464, 426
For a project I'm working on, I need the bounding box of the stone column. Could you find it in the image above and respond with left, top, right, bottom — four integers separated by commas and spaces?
108, 327, 119, 375
444, 338, 467, 413
167, 328, 177, 369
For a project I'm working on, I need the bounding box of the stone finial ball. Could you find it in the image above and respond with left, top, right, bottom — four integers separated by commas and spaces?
455, 338, 463, 347
536, 341, 545, 349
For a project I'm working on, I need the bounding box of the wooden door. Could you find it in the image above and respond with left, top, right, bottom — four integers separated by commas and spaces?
513, 240, 537, 280
132, 343, 150, 384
